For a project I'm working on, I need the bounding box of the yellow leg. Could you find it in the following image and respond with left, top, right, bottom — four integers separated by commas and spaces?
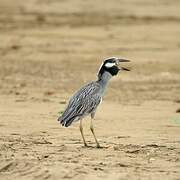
80, 119, 87, 147
90, 118, 100, 148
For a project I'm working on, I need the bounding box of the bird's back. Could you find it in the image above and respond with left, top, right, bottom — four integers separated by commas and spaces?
58, 81, 102, 127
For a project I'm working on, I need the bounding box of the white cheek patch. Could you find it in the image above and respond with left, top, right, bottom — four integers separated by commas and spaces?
105, 62, 116, 68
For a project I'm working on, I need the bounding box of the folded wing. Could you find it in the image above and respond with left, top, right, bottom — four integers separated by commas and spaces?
58, 82, 101, 127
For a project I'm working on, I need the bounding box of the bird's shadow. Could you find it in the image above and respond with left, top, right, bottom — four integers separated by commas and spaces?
63, 138, 110, 149
81, 144, 109, 149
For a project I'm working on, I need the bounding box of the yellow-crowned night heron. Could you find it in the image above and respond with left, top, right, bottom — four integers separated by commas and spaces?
57, 57, 130, 148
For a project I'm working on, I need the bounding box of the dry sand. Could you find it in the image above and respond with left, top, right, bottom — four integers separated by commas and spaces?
0, 0, 180, 179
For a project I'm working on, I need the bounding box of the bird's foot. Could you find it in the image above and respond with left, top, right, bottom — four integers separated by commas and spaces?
84, 143, 88, 147
96, 143, 101, 148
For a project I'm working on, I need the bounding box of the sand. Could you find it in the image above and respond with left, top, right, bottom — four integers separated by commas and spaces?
0, 0, 180, 179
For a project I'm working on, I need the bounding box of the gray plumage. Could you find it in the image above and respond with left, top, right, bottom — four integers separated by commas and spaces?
57, 57, 130, 147
58, 80, 105, 127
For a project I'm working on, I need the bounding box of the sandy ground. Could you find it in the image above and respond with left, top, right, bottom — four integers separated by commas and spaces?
0, 0, 180, 179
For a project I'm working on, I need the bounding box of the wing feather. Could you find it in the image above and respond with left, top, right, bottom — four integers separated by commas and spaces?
58, 82, 101, 127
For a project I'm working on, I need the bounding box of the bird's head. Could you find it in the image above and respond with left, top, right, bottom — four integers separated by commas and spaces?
98, 57, 130, 79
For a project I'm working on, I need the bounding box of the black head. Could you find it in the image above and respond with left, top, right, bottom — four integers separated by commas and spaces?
98, 57, 130, 80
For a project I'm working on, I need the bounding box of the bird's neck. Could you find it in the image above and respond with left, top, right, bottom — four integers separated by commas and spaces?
97, 71, 112, 94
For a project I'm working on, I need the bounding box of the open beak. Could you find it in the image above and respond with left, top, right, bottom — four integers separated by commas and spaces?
117, 58, 131, 71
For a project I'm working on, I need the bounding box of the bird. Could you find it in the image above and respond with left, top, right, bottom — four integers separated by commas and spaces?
57, 57, 130, 148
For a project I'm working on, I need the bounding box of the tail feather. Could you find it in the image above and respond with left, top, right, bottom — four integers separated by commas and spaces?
58, 115, 78, 127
